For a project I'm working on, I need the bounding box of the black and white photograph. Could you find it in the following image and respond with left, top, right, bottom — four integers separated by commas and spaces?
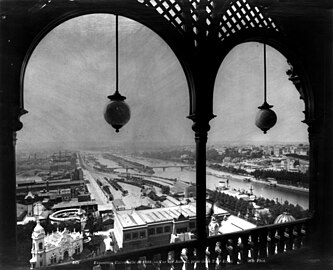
0, 1, 332, 269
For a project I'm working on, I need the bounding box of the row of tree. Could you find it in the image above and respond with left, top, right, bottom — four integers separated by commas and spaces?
208, 190, 309, 226
252, 169, 309, 186
209, 191, 252, 217
286, 153, 309, 161
209, 163, 309, 188
141, 148, 263, 164
254, 196, 309, 222
209, 163, 248, 175
141, 149, 195, 163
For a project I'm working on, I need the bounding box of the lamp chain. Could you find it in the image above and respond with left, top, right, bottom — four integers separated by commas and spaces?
115, 15, 119, 94
263, 43, 267, 103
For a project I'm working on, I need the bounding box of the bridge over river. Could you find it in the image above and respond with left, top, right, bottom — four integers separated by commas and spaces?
110, 165, 194, 172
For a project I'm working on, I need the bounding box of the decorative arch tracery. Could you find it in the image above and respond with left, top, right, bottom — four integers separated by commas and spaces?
1, 0, 301, 130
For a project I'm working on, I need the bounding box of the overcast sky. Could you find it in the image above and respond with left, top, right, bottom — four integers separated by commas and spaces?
17, 14, 308, 150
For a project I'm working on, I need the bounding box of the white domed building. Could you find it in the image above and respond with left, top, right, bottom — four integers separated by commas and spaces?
29, 220, 83, 269
274, 212, 296, 224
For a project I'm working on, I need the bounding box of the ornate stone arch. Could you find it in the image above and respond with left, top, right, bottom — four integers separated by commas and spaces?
210, 32, 316, 213
13, 0, 312, 130
212, 30, 314, 129
205, 3, 316, 210
17, 6, 195, 124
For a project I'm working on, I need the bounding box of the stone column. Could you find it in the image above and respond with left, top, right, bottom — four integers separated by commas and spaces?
0, 105, 25, 265
194, 121, 209, 241
187, 55, 218, 268
189, 115, 213, 268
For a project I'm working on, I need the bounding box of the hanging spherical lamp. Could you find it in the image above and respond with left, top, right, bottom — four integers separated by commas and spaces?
255, 101, 277, 134
255, 43, 277, 134
104, 15, 130, 133
104, 92, 130, 133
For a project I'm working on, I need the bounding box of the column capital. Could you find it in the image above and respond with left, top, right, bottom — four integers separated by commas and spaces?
187, 113, 215, 137
0, 104, 27, 132
303, 118, 322, 141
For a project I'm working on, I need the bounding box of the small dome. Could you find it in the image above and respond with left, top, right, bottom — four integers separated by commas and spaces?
25, 191, 35, 200
32, 220, 45, 238
274, 212, 296, 224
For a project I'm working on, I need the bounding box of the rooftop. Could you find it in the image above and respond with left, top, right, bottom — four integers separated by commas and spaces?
116, 202, 229, 229
44, 228, 82, 250
52, 198, 98, 210
219, 215, 256, 234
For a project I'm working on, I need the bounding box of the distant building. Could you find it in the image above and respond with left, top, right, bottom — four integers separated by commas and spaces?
263, 146, 274, 156
218, 215, 256, 234
281, 159, 290, 170
297, 147, 309, 156
72, 167, 84, 180
60, 189, 71, 201
77, 192, 91, 202
142, 189, 159, 201
163, 196, 181, 206
223, 157, 232, 164
25, 191, 35, 217
184, 185, 196, 198
112, 199, 126, 211
141, 186, 156, 196
16, 180, 85, 195
29, 220, 83, 269
113, 203, 229, 252
282, 148, 291, 155
52, 199, 98, 213
274, 147, 282, 157
17, 200, 51, 225
251, 202, 271, 219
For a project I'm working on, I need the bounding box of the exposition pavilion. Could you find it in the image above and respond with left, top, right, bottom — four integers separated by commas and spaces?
0, 0, 332, 269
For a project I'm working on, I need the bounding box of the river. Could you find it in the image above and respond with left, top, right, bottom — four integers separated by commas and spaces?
96, 154, 309, 210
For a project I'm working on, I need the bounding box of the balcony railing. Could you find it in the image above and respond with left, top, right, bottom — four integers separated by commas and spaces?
42, 217, 311, 270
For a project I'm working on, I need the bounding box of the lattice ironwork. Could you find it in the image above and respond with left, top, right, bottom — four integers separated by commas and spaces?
139, 0, 186, 33
218, 0, 279, 41
137, 0, 279, 47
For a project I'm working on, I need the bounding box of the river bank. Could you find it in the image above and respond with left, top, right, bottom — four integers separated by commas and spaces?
89, 153, 309, 209
206, 169, 309, 194
105, 153, 309, 194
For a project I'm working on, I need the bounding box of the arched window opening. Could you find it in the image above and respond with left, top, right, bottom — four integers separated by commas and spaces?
75, 244, 80, 254
17, 13, 193, 263
50, 253, 56, 264
207, 42, 309, 233
38, 242, 43, 250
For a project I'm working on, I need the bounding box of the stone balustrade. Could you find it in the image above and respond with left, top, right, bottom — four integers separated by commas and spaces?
41, 217, 310, 270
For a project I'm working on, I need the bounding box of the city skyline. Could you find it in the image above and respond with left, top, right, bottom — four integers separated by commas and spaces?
16, 140, 309, 152
17, 14, 308, 151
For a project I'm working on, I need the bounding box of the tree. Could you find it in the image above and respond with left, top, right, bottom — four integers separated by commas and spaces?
206, 148, 221, 162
